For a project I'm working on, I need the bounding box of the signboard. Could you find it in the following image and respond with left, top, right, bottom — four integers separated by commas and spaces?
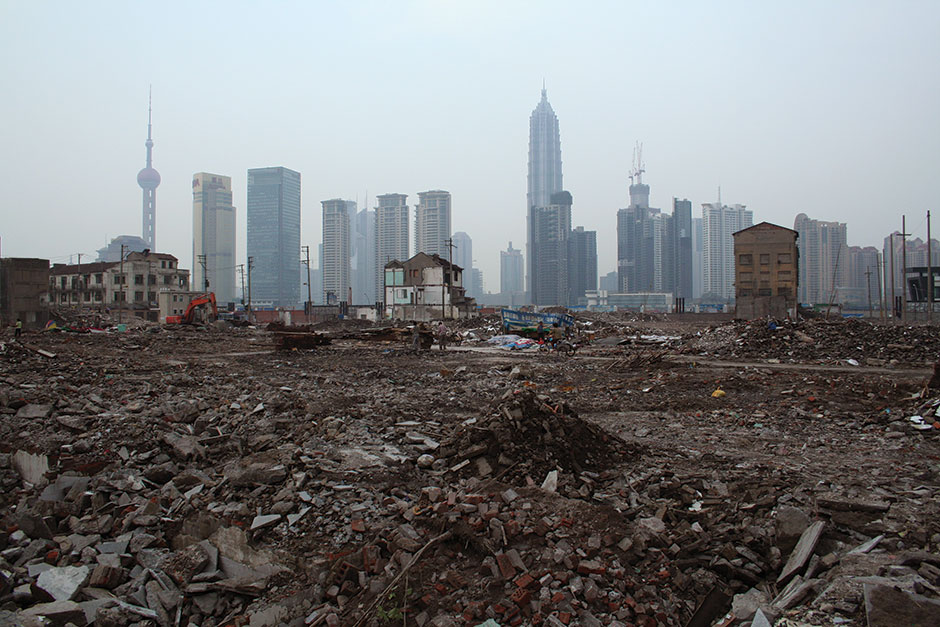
500, 308, 574, 331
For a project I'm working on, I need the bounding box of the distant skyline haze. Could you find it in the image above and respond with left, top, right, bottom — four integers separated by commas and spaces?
1, 1, 938, 291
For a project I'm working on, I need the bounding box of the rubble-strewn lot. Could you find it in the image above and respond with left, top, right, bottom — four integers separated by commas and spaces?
1, 315, 940, 627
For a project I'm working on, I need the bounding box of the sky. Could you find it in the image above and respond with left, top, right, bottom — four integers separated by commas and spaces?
2, 1, 939, 292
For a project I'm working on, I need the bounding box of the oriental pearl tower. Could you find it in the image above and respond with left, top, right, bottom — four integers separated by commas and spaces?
137, 89, 160, 250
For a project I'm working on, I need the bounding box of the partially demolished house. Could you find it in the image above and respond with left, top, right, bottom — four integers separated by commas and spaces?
733, 222, 799, 319
384, 252, 477, 320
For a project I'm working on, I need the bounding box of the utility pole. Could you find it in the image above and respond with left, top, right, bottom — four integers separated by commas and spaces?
876, 252, 885, 322
118, 245, 126, 324
444, 238, 456, 320
889, 234, 896, 323
865, 266, 874, 319
197, 254, 209, 291
247, 256, 254, 323
928, 210, 933, 323
901, 215, 911, 324
76, 253, 83, 312
301, 245, 312, 323
237, 264, 246, 310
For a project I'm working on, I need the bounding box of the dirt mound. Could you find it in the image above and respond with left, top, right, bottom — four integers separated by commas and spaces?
438, 389, 637, 481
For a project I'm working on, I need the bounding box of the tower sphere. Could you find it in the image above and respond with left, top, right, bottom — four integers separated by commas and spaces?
137, 166, 161, 189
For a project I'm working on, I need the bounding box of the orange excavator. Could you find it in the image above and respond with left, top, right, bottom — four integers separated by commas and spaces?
166, 293, 218, 325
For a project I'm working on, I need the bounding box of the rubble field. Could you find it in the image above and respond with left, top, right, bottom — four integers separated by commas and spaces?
1, 315, 940, 627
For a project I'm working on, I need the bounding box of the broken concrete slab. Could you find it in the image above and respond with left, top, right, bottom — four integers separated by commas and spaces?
19, 599, 87, 626
36, 564, 90, 601
12, 450, 49, 485
864, 582, 940, 627
15, 404, 52, 420
777, 520, 825, 585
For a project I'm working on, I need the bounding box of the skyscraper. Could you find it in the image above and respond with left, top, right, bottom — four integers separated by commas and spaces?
794, 213, 848, 305
192, 173, 236, 303
672, 198, 693, 300
137, 91, 160, 250
321, 199, 352, 304
531, 191, 572, 306
568, 226, 597, 305
500, 242, 524, 295
702, 201, 753, 301
375, 193, 409, 300
415, 190, 452, 258
247, 167, 301, 307
450, 231, 472, 272
527, 86, 563, 299
351, 207, 376, 305
616, 149, 666, 293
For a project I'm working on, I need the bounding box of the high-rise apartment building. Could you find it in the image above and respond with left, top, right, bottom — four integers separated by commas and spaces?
692, 217, 704, 300
137, 93, 160, 250
352, 208, 376, 305
415, 191, 452, 258
500, 242, 524, 294
527, 87, 563, 299
192, 173, 236, 304
247, 167, 301, 307
531, 191, 572, 306
321, 199, 352, 304
375, 194, 409, 301
794, 213, 848, 305
672, 198, 693, 300
702, 202, 753, 301
450, 231, 480, 298
568, 226, 597, 305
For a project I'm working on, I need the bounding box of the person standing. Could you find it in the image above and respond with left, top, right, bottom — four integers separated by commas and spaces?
436, 321, 449, 351
410, 322, 422, 354
14, 318, 23, 339
536, 321, 546, 344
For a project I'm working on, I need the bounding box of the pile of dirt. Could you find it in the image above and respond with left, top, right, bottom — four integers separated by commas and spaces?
438, 389, 637, 481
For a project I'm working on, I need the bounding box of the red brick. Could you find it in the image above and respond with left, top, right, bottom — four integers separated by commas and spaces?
434, 583, 448, 595
511, 587, 531, 606
560, 518, 574, 527
509, 616, 524, 626
531, 613, 543, 625
464, 494, 486, 504
514, 573, 535, 589
350, 519, 365, 533
492, 604, 507, 615
496, 553, 517, 579
551, 591, 566, 604
504, 520, 521, 537
558, 611, 572, 624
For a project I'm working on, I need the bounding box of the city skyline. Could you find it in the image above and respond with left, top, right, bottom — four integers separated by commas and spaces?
1, 3, 938, 293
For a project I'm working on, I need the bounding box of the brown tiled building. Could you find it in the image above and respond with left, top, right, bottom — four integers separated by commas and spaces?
733, 222, 799, 319
0, 258, 50, 329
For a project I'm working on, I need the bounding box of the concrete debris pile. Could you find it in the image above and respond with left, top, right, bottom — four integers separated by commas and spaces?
2, 314, 940, 626
437, 390, 635, 483
686, 319, 940, 366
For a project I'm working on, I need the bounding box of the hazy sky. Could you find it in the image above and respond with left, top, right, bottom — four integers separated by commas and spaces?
2, 1, 938, 291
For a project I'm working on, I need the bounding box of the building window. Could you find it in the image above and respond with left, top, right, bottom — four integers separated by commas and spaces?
777, 253, 792, 264
739, 290, 752, 297
164, 275, 173, 285
778, 271, 792, 277
760, 254, 770, 265
135, 274, 144, 285
758, 288, 772, 296
148, 274, 156, 285
95, 273, 103, 284
161, 260, 166, 268
134, 291, 144, 302
739, 254, 753, 265
778, 287, 792, 296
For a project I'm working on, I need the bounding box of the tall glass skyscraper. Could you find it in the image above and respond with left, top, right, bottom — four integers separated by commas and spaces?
247, 167, 301, 307
527, 86, 563, 299
192, 173, 236, 304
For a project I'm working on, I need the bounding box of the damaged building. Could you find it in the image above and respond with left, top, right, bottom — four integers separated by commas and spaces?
734, 222, 799, 319
384, 252, 477, 320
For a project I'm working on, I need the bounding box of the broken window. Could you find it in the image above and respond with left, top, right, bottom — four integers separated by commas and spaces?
739, 254, 753, 265
778, 253, 792, 264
